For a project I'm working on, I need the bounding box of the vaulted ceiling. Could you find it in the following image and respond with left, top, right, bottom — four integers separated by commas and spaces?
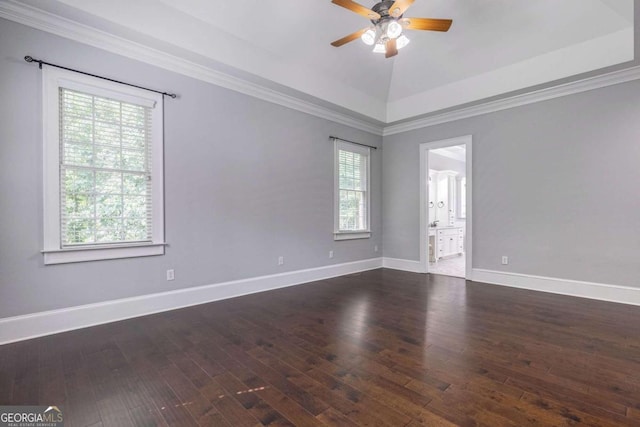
13, 0, 636, 125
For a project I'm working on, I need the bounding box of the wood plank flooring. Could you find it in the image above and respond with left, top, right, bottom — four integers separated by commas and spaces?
2, 268, 640, 426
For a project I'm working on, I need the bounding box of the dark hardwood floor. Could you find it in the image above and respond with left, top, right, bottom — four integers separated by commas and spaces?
2, 269, 640, 426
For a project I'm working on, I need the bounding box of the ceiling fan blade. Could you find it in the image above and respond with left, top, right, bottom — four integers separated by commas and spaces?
331, 0, 381, 20
389, 0, 415, 17
331, 28, 369, 47
401, 17, 453, 32
385, 38, 398, 58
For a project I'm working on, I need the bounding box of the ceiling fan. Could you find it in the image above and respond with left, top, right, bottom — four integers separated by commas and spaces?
330, 0, 452, 58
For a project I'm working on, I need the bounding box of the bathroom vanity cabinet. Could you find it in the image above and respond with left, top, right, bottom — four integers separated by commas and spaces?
429, 226, 464, 262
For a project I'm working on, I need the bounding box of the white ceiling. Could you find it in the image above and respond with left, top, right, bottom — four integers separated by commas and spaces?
432, 145, 465, 162
15, 0, 635, 124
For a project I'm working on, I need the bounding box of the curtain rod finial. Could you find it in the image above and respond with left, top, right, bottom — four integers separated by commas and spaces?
24, 56, 33, 62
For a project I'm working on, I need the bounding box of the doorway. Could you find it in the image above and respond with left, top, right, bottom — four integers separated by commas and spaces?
419, 136, 472, 279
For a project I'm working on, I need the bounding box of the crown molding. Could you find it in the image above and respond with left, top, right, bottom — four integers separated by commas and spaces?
0, 0, 384, 136
2, 0, 638, 138
383, 64, 640, 136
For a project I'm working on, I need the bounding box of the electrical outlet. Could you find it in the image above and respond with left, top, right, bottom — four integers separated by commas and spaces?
278, 256, 284, 266
166, 269, 175, 281
329, 250, 334, 259
374, 245, 379, 253
501, 256, 509, 265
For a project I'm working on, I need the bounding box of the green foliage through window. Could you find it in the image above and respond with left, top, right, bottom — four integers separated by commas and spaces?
337, 148, 368, 231
60, 88, 152, 246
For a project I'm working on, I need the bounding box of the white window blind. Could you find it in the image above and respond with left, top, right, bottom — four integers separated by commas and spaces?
335, 140, 370, 239
59, 88, 152, 246
43, 66, 164, 264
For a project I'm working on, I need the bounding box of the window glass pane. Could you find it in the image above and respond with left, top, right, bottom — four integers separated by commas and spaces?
123, 195, 147, 218
63, 168, 94, 194
338, 150, 365, 191
62, 91, 92, 116
339, 190, 366, 231
94, 98, 120, 123
124, 218, 148, 241
121, 104, 146, 128
122, 149, 146, 171
65, 218, 95, 244
122, 126, 146, 150
337, 145, 368, 232
62, 117, 92, 145
123, 174, 146, 195
64, 193, 94, 218
63, 142, 93, 167
95, 146, 121, 169
94, 121, 120, 147
60, 88, 152, 246
95, 194, 123, 217
96, 218, 124, 243
95, 171, 121, 195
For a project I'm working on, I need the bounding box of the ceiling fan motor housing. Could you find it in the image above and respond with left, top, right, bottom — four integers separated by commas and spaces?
371, 0, 402, 24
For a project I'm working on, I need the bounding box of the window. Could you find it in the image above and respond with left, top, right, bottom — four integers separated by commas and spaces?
334, 140, 370, 240
42, 67, 165, 264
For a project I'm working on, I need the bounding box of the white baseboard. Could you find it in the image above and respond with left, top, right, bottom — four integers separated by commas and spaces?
377, 261, 640, 306
472, 268, 640, 307
0, 258, 383, 345
382, 257, 426, 273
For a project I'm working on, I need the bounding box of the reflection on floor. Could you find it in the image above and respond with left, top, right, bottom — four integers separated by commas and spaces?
3, 270, 640, 425
430, 255, 465, 277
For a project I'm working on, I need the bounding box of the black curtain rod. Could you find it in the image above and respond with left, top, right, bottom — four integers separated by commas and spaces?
329, 136, 377, 150
24, 55, 177, 99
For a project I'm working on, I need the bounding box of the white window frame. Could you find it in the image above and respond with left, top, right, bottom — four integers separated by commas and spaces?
42, 67, 165, 264
334, 140, 371, 241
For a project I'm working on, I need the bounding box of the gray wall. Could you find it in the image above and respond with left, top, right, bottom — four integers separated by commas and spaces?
383, 79, 640, 287
0, 19, 382, 318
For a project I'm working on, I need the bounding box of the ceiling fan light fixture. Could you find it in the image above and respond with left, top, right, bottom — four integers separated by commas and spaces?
372, 43, 386, 53
361, 28, 376, 45
396, 34, 410, 49
329, 0, 452, 59
386, 20, 403, 39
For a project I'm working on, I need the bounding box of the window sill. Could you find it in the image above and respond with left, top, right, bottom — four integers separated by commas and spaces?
42, 242, 166, 265
334, 231, 371, 241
